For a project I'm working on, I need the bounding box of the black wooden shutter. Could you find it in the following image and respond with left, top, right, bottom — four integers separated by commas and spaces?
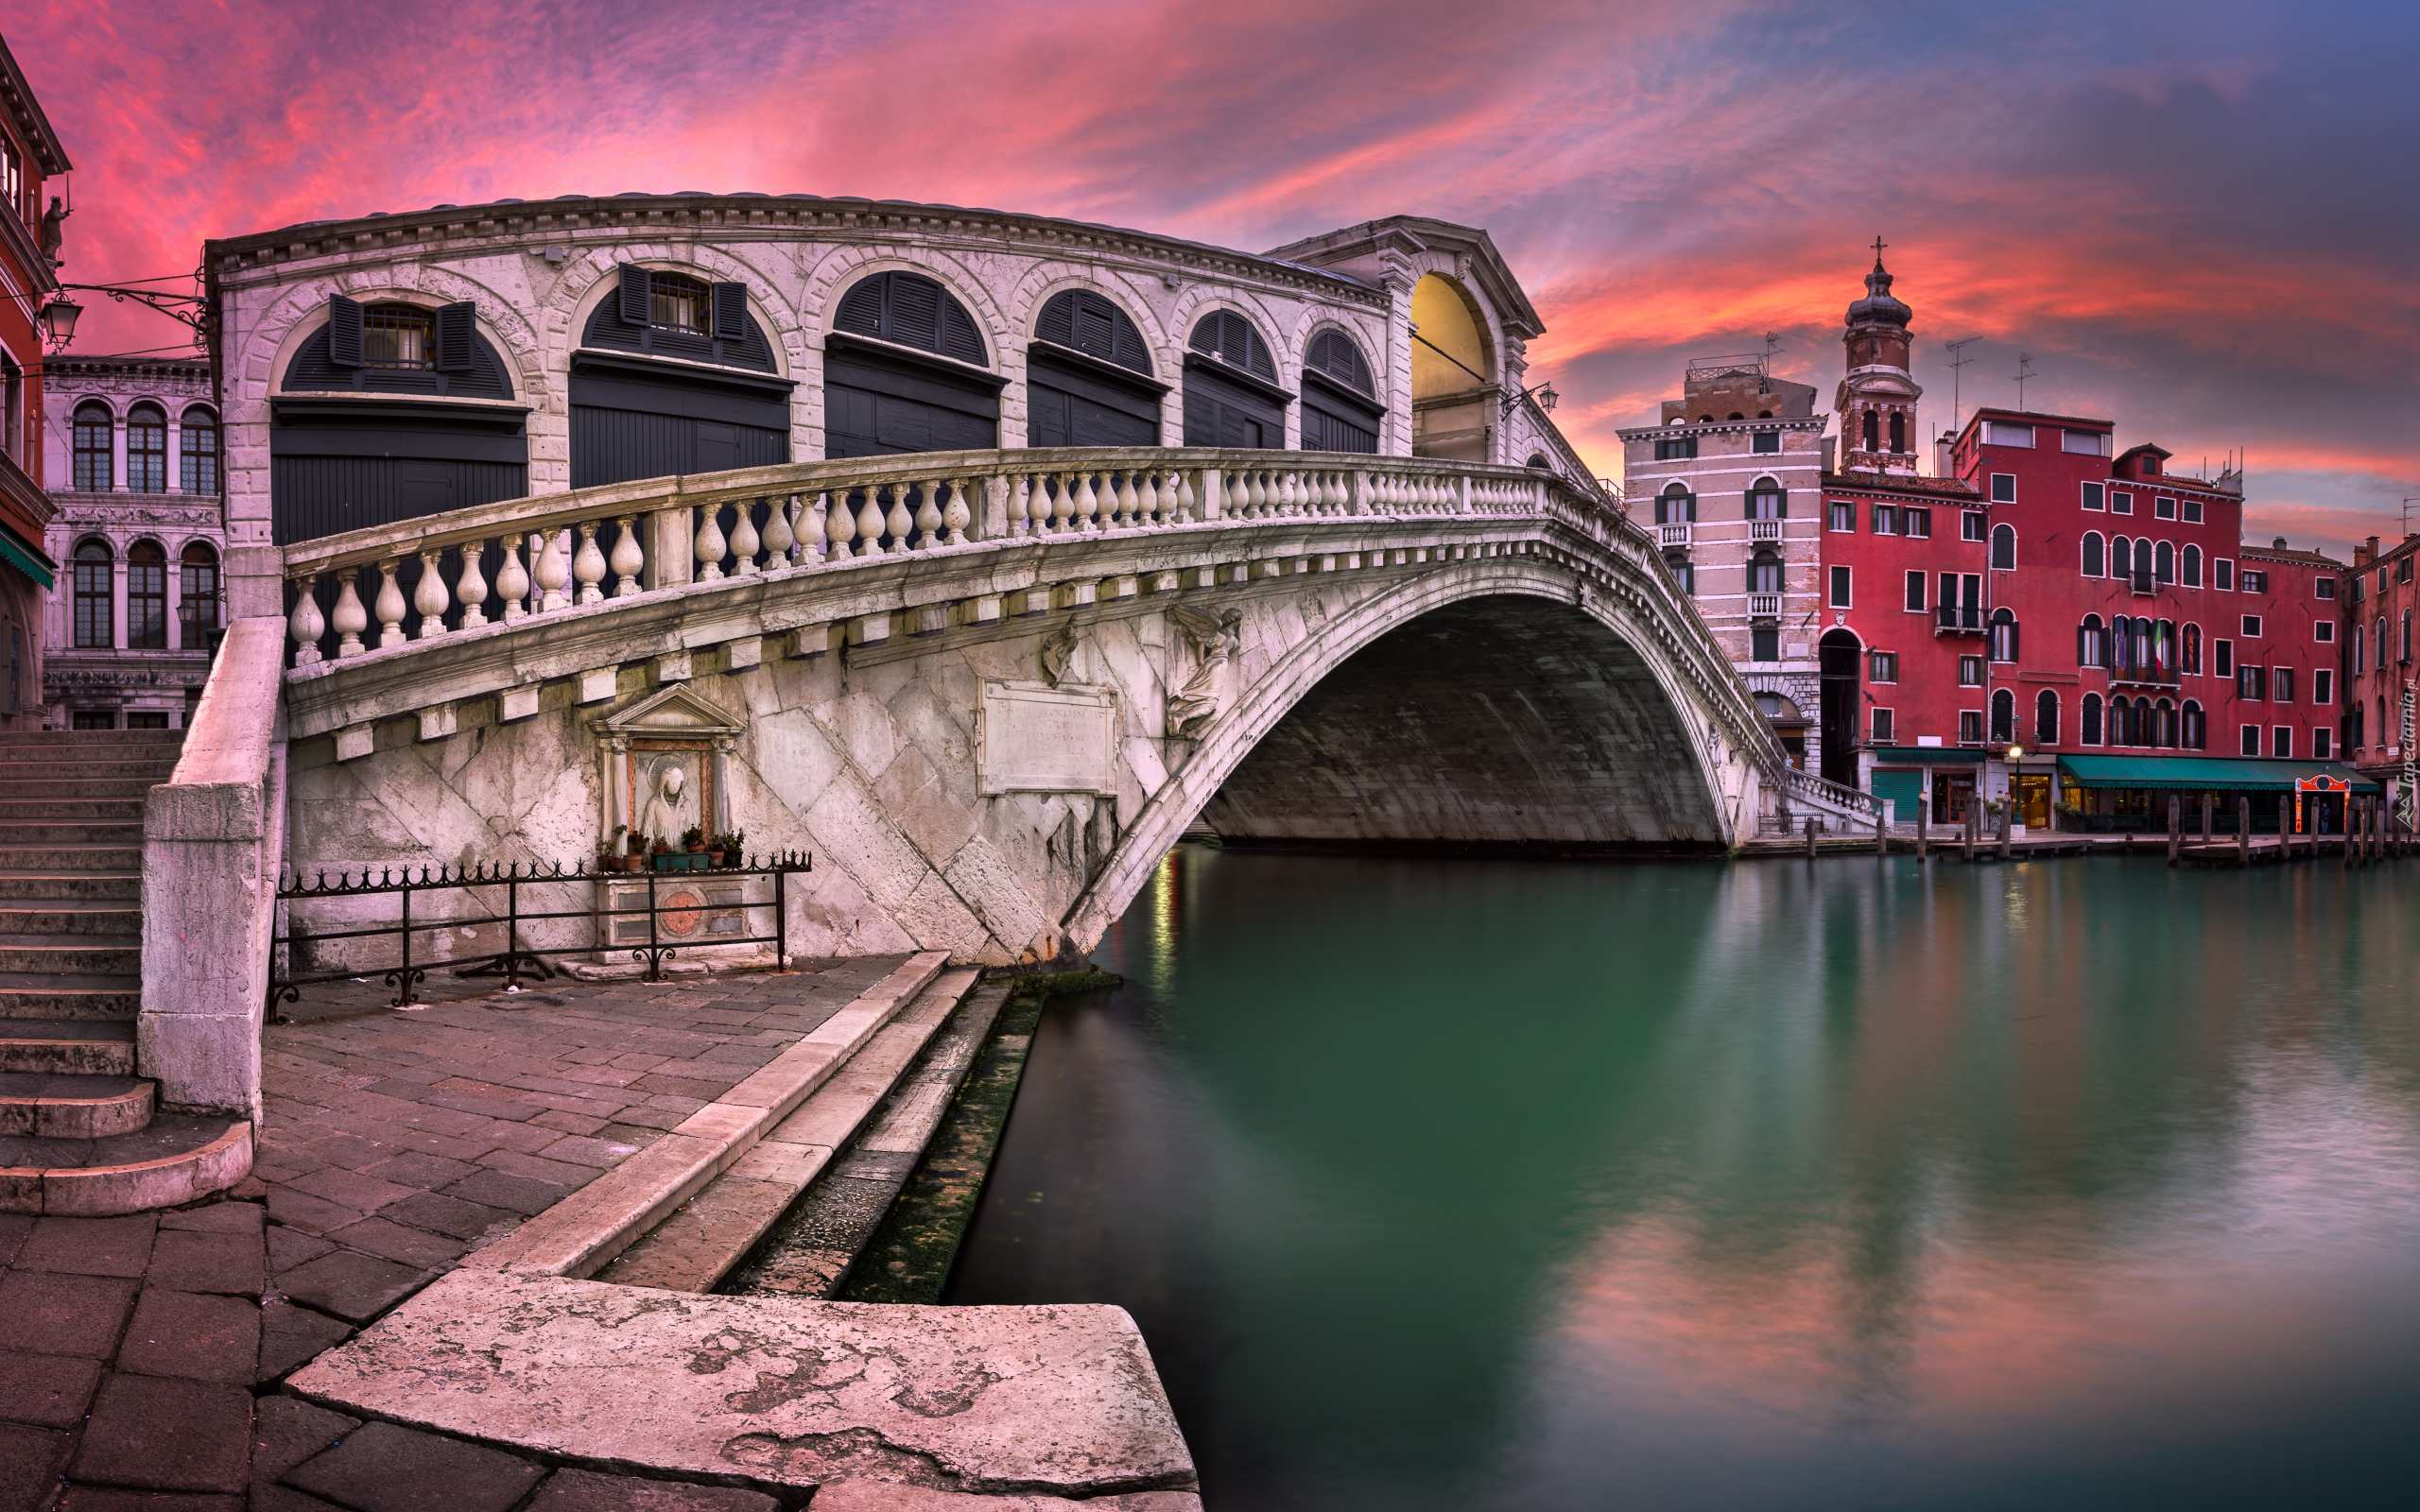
712, 283, 747, 341
435, 302, 475, 371
619, 265, 651, 325
1037, 292, 1076, 349
939, 301, 986, 366
836, 277, 885, 337
327, 295, 363, 368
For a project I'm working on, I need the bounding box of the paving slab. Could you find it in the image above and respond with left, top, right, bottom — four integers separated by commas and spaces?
271, 1250, 430, 1325
250, 1397, 362, 1488
286, 1271, 1196, 1499
159, 1204, 265, 1238
14, 1214, 156, 1277
0, 1422, 71, 1512
50, 1490, 243, 1511
0, 1348, 103, 1429
0, 1270, 139, 1357
66, 1373, 253, 1493
147, 1229, 268, 1297
809, 1487, 1204, 1512
282, 1420, 544, 1512
521, 1469, 778, 1512
258, 1300, 355, 1384
116, 1290, 262, 1385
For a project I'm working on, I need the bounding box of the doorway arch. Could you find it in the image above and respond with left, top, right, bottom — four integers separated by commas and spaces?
1818, 627, 1862, 787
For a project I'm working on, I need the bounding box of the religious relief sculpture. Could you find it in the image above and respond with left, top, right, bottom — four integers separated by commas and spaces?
1039, 623, 1081, 688
1167, 605, 1242, 741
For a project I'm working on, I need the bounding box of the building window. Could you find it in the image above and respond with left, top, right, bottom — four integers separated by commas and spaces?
2238, 664, 2266, 700
1828, 566, 1851, 608
127, 541, 166, 650
1829, 501, 1854, 532
2313, 728, 2333, 760
1752, 622, 1780, 662
2405, 610, 2413, 663
1747, 478, 1787, 519
71, 710, 116, 731
73, 402, 112, 490
1869, 651, 1899, 682
1990, 689, 2015, 743
2182, 622, 2201, 675
1960, 655, 1985, 687
1752, 429, 1780, 454
127, 404, 167, 493
1905, 507, 1930, 538
2154, 541, 2174, 585
2183, 497, 2204, 524
1989, 608, 2019, 662
180, 406, 219, 493
73, 539, 112, 647
2183, 543, 2202, 588
2079, 614, 2106, 667
1990, 473, 2016, 504
1962, 510, 1987, 542
1750, 552, 1783, 593
2216, 558, 2235, 590
2314, 668, 2333, 704
1991, 523, 2016, 571
1960, 710, 1984, 745
1888, 412, 1906, 453
2083, 693, 2104, 745
1872, 504, 1898, 534
2241, 614, 2261, 639
1862, 409, 1878, 452
179, 542, 220, 650
2240, 569, 2269, 593
1655, 486, 1695, 524
2355, 625, 2366, 676
2315, 619, 2335, 644
2110, 491, 2133, 515
1872, 708, 1895, 743
2240, 724, 2260, 756
2215, 638, 2234, 677
1663, 552, 1695, 594
362, 304, 437, 369
1654, 436, 1697, 461
2083, 482, 2105, 511
2273, 667, 2293, 703
2183, 700, 2205, 749
2315, 576, 2337, 601
1984, 421, 2034, 448
1905, 571, 1926, 612
2155, 495, 2177, 520
2036, 689, 2060, 746
2273, 726, 2291, 758
2082, 531, 2104, 577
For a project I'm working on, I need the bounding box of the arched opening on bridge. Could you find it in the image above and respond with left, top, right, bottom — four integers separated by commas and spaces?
1409, 274, 1494, 462
1818, 627, 1861, 788
1198, 595, 1725, 852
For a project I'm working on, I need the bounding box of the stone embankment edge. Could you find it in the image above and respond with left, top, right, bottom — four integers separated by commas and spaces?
460, 950, 949, 1280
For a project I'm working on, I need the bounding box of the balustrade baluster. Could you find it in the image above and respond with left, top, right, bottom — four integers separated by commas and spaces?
730, 499, 762, 575
1051, 473, 1077, 535
373, 559, 408, 648
883, 483, 914, 554
1239, 470, 1263, 517
414, 549, 450, 637
1229, 470, 1253, 517
572, 523, 607, 604
496, 537, 529, 623
1011, 474, 1037, 536
1065, 472, 1094, 532
289, 578, 326, 664
763, 495, 796, 568
1133, 471, 1160, 526
694, 505, 728, 581
332, 575, 369, 658
943, 479, 972, 546
855, 490, 885, 557
911, 479, 942, 549
801, 493, 830, 565
536, 529, 571, 611
457, 540, 491, 627
822, 490, 854, 560
1173, 470, 1197, 523
608, 518, 643, 597
1109, 472, 1134, 528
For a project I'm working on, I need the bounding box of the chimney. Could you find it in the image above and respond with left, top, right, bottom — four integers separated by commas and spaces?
1935, 435, 1955, 479
1822, 437, 1836, 473
2357, 537, 2377, 567
2273, 537, 2289, 550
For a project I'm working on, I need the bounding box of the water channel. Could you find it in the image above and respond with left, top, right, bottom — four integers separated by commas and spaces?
946, 846, 2420, 1510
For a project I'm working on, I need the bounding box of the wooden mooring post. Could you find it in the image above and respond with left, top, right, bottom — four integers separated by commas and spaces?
2238, 797, 2252, 866
1998, 801, 2013, 862
1917, 804, 1928, 864
2169, 794, 2182, 867
1806, 815, 1818, 860
2201, 793, 2213, 843
1965, 803, 1979, 862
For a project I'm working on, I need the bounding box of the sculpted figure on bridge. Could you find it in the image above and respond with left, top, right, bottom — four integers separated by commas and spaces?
1167, 605, 1243, 741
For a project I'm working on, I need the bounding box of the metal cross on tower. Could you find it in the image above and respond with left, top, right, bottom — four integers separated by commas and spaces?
1872, 234, 1887, 262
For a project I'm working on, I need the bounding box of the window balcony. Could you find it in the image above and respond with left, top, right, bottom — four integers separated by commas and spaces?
1935, 605, 1984, 635
1658, 522, 1691, 548
2107, 666, 2181, 688
2130, 569, 2156, 594
1748, 593, 1783, 620
1749, 518, 1782, 542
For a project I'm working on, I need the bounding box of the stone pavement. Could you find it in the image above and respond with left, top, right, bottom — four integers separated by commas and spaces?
0, 954, 903, 1511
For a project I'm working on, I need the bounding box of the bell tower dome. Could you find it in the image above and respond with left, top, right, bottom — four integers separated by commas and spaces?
1834, 241, 1922, 475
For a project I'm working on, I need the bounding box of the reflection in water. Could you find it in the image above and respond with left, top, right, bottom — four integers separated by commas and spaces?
946, 850, 2420, 1510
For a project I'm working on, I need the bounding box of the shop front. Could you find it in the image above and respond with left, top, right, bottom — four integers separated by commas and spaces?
2053, 755, 2380, 833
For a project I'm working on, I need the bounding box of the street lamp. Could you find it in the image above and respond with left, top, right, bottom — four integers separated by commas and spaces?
1501, 380, 1559, 418
37, 296, 80, 351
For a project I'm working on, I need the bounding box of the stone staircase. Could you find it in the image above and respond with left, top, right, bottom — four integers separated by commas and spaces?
0, 729, 252, 1214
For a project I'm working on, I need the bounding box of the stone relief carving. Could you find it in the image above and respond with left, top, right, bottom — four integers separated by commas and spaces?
1166, 605, 1241, 741
1038, 622, 1080, 688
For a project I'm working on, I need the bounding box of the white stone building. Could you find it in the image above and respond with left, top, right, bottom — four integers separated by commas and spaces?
37, 355, 226, 728
201, 198, 1604, 620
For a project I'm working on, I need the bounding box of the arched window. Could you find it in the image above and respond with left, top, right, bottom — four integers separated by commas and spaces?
1525, 452, 1551, 470
1888, 411, 1906, 453
126, 540, 166, 649
2083, 692, 2104, 746
2111, 536, 2132, 584
1746, 476, 1786, 519
73, 401, 111, 490
1749, 551, 1783, 593
2405, 610, 2412, 664
2183, 699, 2205, 750
72, 538, 112, 647
1029, 289, 1164, 450
1656, 484, 1695, 525
179, 405, 218, 493
1991, 523, 2016, 571
1989, 607, 2019, 662
1861, 408, 1878, 452
2154, 619, 2176, 679
2379, 696, 2390, 747
1991, 688, 2015, 743
1303, 326, 1382, 454
1304, 329, 1374, 394
2135, 697, 2153, 747
1663, 551, 1695, 594
2182, 622, 2201, 675
822, 271, 995, 463
835, 270, 988, 366
2183, 542, 2202, 588
178, 542, 219, 650
2036, 688, 2060, 746
126, 404, 166, 493
2079, 613, 2105, 667
2156, 699, 2178, 748
2130, 616, 2152, 675
2378, 616, 2390, 664
2155, 540, 2174, 584
2354, 624, 2365, 676
1184, 310, 1287, 450
2082, 531, 2104, 576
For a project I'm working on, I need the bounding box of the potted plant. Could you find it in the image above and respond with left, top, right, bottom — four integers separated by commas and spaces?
623, 824, 646, 858
650, 834, 673, 871
717, 830, 746, 868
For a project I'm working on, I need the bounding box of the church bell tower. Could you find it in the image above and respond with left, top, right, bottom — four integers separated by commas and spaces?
1835, 241, 1921, 475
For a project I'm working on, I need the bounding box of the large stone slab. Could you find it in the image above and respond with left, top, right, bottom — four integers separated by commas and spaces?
287, 1270, 1196, 1499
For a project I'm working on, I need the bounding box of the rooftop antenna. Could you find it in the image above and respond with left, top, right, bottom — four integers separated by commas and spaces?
1763, 329, 1784, 364
2013, 352, 2035, 412
1945, 337, 1980, 429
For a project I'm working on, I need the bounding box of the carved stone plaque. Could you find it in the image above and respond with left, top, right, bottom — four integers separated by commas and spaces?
977, 682, 1117, 796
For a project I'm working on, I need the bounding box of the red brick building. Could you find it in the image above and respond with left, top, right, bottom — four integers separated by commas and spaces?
2343, 533, 2420, 817
0, 28, 69, 730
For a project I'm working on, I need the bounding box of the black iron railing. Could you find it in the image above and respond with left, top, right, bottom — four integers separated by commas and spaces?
268, 852, 812, 1020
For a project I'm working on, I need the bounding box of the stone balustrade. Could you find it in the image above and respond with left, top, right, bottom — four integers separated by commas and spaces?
281, 448, 1559, 667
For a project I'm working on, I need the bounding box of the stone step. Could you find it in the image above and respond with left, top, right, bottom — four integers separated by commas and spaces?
0, 780, 164, 799
596, 968, 981, 1294
0, 872, 142, 902
0, 1073, 154, 1140
0, 844, 144, 873
0, 799, 146, 822
0, 936, 142, 975
0, 822, 144, 847
0, 727, 184, 743
0, 754, 181, 774
0, 1111, 252, 1215
0, 1020, 136, 1076
0, 972, 142, 1021
0, 902, 144, 936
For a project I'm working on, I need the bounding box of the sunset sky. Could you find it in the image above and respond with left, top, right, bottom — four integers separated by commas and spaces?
11, 1, 2414, 552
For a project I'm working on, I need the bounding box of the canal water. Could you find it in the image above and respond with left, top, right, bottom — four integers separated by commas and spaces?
945, 847, 2420, 1510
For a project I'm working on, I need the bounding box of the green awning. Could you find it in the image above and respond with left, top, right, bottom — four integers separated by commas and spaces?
2056, 755, 2380, 794
0, 523, 53, 590
1868, 747, 1986, 764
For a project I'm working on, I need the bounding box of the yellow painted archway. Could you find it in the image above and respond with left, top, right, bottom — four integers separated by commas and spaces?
1410, 274, 1494, 462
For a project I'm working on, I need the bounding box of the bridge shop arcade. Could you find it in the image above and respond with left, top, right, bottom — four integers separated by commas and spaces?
1865, 743, 2379, 834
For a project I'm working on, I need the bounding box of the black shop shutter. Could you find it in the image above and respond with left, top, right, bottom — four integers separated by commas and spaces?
434, 301, 475, 371
713, 283, 747, 341
833, 271, 990, 368
327, 295, 363, 369
1187, 311, 1277, 384
619, 264, 651, 324
1036, 290, 1152, 374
